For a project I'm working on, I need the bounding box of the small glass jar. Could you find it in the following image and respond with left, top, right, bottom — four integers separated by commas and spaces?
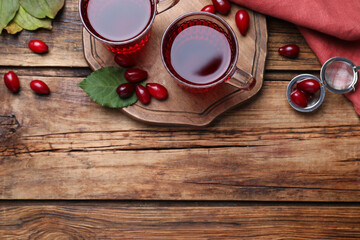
287, 57, 359, 112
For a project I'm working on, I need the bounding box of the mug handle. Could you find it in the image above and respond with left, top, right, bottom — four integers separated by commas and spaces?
157, 0, 180, 14
226, 67, 256, 91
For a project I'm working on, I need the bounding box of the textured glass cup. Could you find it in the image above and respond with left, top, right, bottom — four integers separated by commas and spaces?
79, 0, 179, 54
161, 12, 256, 93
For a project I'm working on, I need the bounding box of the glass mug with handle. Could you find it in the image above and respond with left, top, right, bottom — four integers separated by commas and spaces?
79, 0, 180, 54
161, 11, 256, 93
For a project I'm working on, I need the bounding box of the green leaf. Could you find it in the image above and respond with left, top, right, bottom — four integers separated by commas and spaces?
0, 0, 20, 33
5, 20, 23, 34
13, 6, 52, 31
19, 0, 64, 19
78, 67, 139, 108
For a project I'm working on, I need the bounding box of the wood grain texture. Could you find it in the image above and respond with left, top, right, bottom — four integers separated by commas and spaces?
0, 2, 87, 67
0, 0, 321, 70
1, 75, 359, 200
1, 0, 359, 237
83, 0, 268, 126
1, 202, 360, 239
266, 19, 322, 71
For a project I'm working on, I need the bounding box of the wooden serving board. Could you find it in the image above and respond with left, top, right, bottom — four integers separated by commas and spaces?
83, 0, 267, 126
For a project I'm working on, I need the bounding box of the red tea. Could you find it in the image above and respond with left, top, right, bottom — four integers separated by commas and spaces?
81, 0, 153, 42
163, 19, 235, 86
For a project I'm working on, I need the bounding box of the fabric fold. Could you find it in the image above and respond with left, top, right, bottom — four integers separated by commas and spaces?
230, 0, 360, 115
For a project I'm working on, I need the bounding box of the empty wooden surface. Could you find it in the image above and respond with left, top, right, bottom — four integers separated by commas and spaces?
1, 201, 360, 239
0, 0, 359, 238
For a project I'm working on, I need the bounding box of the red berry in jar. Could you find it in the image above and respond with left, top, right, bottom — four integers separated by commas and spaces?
235, 10, 250, 36
297, 79, 320, 94
125, 68, 148, 83
278, 44, 300, 58
146, 83, 168, 100
28, 40, 49, 54
302, 90, 313, 101
211, 0, 231, 15
4, 71, 20, 93
114, 54, 135, 67
290, 89, 307, 108
30, 80, 50, 95
136, 85, 151, 104
201, 5, 216, 14
116, 83, 136, 99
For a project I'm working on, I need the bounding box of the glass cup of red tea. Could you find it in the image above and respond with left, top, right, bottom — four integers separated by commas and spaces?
161, 12, 256, 93
79, 0, 179, 54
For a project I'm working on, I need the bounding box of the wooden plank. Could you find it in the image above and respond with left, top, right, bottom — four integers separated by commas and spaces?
0, 67, 92, 78
1, 202, 360, 239
1, 76, 359, 200
0, 76, 357, 134
0, 66, 318, 81
1, 144, 360, 201
266, 19, 322, 71
0, 0, 320, 70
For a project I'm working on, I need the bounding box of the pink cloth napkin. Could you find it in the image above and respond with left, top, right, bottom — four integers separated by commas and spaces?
230, 0, 360, 114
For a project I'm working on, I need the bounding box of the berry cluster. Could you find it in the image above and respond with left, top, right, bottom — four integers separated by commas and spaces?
114, 54, 168, 105
3, 40, 50, 95
290, 79, 321, 108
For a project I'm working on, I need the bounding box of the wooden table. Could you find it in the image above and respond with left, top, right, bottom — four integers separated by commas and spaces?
1, 1, 360, 239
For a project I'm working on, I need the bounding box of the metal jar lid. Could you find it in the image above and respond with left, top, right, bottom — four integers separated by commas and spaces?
320, 57, 359, 94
